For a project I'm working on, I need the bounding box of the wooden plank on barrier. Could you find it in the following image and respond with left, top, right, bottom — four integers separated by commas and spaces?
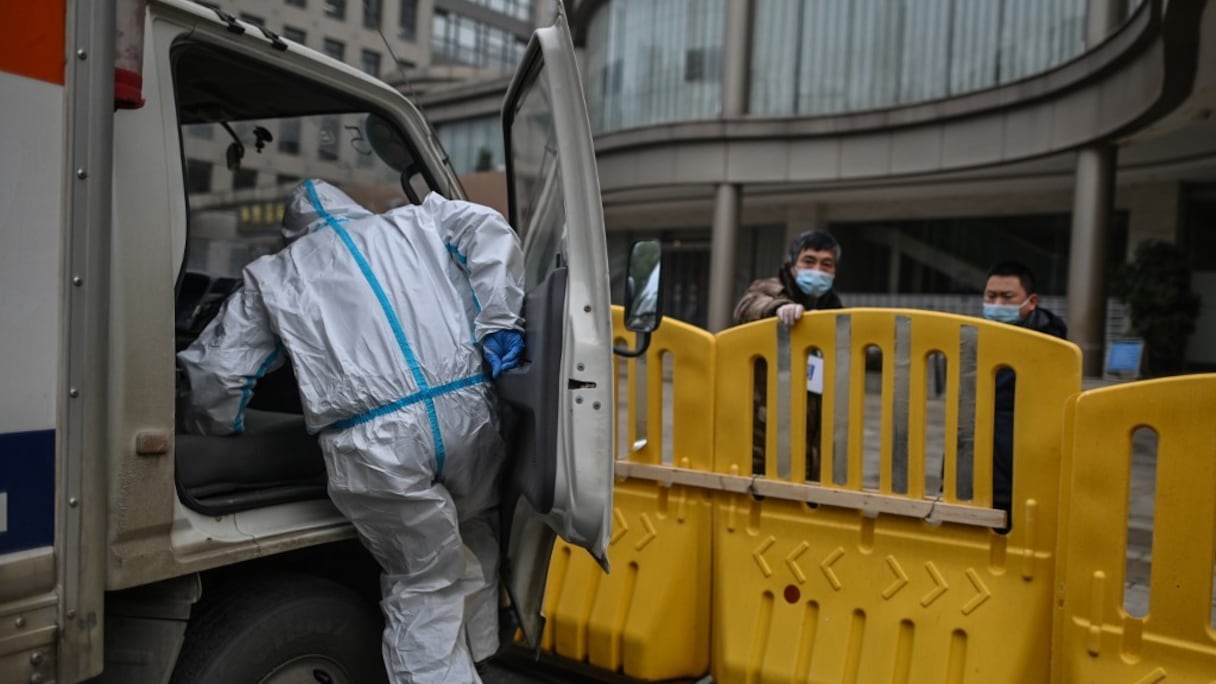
615, 461, 1006, 528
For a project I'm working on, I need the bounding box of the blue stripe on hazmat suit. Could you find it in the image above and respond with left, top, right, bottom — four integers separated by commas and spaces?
177, 179, 524, 683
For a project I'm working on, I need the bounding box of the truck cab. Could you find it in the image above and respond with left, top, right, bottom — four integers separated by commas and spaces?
0, 1, 634, 682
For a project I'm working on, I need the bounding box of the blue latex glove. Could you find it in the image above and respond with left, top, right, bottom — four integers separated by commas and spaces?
482, 329, 524, 379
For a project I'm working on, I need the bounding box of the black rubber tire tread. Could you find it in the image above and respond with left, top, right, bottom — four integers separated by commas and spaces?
169, 573, 387, 684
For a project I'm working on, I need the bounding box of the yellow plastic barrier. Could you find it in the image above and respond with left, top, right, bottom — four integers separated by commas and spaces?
712, 309, 1080, 683
540, 308, 715, 680
1052, 374, 1216, 682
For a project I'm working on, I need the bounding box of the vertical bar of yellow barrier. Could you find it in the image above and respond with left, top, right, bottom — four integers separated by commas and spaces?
906, 345, 927, 500
647, 340, 664, 465
632, 343, 642, 460
807, 313, 837, 486
765, 335, 778, 479
848, 331, 867, 491
903, 316, 926, 500
941, 328, 961, 504
880, 317, 898, 494
910, 320, 961, 503
789, 337, 809, 483
971, 327, 997, 508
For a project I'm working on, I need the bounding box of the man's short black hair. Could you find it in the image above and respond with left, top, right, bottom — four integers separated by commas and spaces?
787, 230, 841, 264
986, 260, 1037, 295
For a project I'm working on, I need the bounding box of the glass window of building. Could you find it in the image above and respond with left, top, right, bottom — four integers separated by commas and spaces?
360, 49, 382, 78
432, 11, 526, 72
281, 26, 306, 44
436, 115, 505, 174
285, 0, 305, 7
323, 38, 346, 61
185, 159, 212, 194
278, 118, 301, 154
399, 0, 418, 41
749, 0, 1086, 117
363, 0, 382, 29
324, 0, 346, 20
233, 168, 258, 190
466, 0, 533, 22
318, 116, 340, 161
684, 47, 721, 83
585, 0, 724, 133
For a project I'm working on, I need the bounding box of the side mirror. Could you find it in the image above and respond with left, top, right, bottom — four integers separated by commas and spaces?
615, 239, 663, 357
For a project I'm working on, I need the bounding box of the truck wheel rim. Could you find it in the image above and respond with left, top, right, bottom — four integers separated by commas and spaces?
258, 655, 353, 684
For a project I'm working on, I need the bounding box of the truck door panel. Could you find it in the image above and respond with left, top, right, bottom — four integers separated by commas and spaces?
495, 8, 616, 648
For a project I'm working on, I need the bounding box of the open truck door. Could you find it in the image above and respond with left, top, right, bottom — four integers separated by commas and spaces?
494, 8, 617, 649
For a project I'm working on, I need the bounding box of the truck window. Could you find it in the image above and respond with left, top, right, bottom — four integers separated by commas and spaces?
180, 111, 409, 279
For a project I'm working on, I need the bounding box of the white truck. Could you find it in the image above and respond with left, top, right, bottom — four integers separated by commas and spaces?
0, 1, 656, 681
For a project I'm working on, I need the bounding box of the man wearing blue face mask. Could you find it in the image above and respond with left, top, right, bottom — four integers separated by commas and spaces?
734, 231, 845, 478
982, 261, 1067, 334
982, 261, 1066, 527
735, 231, 843, 325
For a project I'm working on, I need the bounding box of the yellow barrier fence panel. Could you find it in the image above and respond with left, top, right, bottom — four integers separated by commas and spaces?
540, 308, 715, 680
712, 309, 1081, 683
1053, 374, 1216, 682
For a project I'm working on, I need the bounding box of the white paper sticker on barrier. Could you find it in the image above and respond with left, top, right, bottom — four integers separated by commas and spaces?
807, 354, 824, 394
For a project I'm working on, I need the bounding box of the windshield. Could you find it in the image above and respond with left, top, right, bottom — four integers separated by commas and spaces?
180, 111, 434, 278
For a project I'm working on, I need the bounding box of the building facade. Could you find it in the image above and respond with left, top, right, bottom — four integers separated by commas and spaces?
568, 0, 1216, 373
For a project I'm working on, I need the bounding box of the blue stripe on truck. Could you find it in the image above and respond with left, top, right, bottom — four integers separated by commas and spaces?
0, 429, 54, 555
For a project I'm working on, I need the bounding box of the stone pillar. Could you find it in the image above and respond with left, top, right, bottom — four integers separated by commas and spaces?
706, 0, 753, 331
708, 184, 742, 332
1067, 146, 1117, 376
1065, 0, 1127, 375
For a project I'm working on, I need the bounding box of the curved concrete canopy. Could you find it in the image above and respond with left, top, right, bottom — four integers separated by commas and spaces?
584, 0, 1210, 196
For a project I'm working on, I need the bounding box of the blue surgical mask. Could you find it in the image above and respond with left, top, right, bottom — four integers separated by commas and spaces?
795, 269, 834, 298
982, 301, 1026, 324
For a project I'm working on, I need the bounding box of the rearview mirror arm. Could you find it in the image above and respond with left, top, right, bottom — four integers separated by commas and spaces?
613, 333, 652, 358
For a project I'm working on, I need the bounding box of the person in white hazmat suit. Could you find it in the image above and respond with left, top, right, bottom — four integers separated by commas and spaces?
177, 178, 525, 683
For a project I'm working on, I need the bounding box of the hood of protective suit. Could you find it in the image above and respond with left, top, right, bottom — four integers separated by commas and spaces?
281, 179, 374, 245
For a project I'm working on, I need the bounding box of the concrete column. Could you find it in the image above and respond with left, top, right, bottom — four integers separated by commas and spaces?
706, 0, 753, 331
708, 183, 742, 332
1067, 146, 1117, 376
1065, 0, 1127, 375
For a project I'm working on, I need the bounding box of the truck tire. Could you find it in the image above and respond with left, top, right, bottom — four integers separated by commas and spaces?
170, 573, 387, 684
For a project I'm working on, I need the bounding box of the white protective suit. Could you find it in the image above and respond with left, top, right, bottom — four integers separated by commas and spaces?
177, 179, 524, 683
